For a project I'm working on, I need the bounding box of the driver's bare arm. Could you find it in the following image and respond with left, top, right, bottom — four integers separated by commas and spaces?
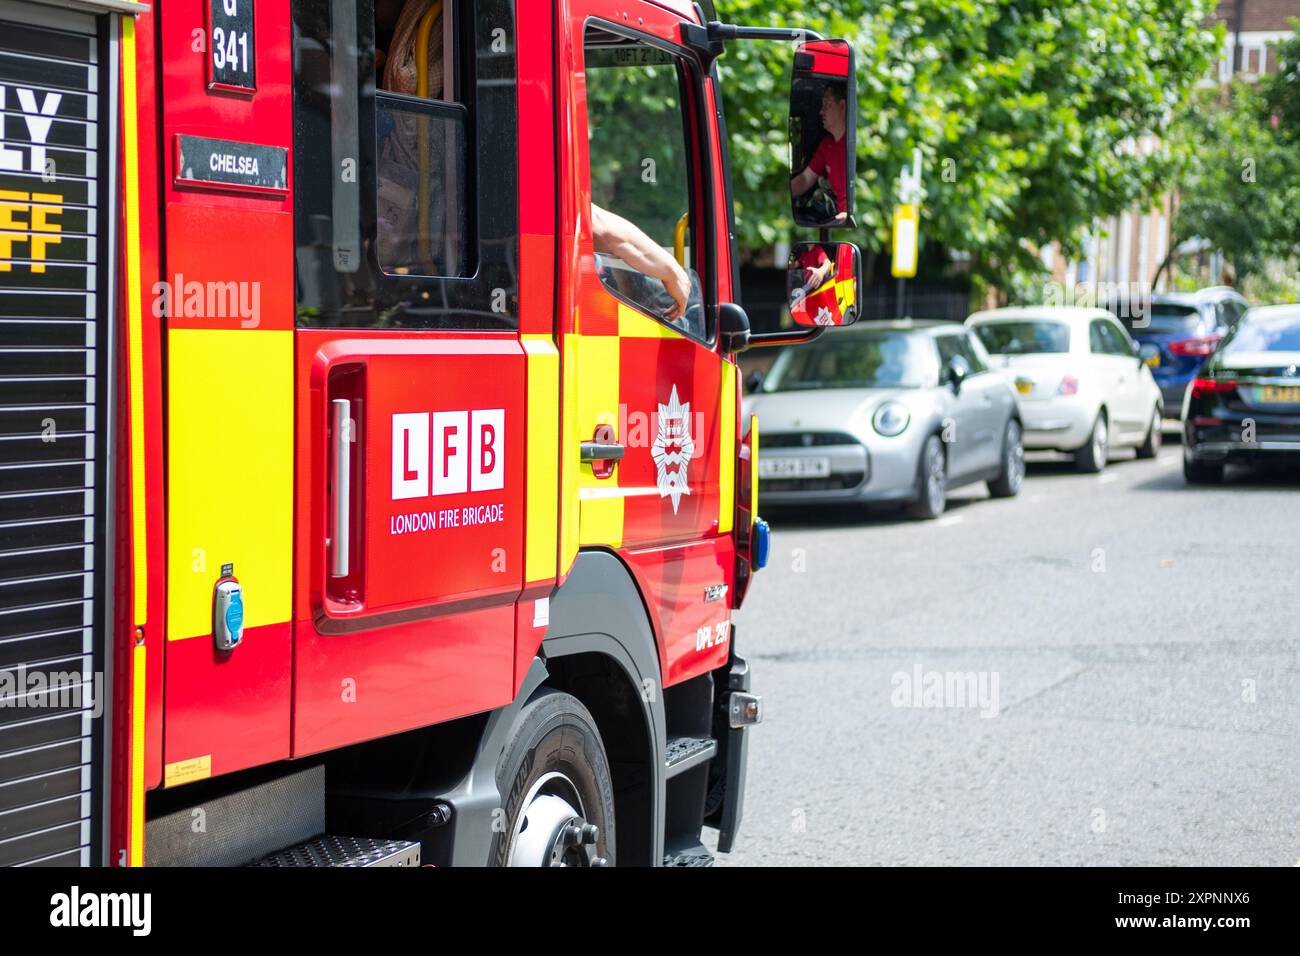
809, 258, 834, 289
591, 203, 691, 320
790, 166, 818, 197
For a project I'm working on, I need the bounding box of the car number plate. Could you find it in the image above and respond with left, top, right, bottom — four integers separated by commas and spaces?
758, 456, 831, 478
1260, 385, 1300, 403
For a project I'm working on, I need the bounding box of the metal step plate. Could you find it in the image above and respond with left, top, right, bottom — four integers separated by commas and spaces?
664, 735, 717, 779
663, 841, 714, 867
251, 835, 421, 868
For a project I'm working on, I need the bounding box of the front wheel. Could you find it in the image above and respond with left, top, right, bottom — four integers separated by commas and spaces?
906, 434, 947, 519
1136, 406, 1162, 459
987, 419, 1025, 498
490, 690, 616, 867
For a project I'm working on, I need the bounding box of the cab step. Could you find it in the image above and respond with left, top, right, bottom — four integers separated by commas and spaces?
665, 735, 717, 779
662, 840, 715, 867
250, 835, 421, 867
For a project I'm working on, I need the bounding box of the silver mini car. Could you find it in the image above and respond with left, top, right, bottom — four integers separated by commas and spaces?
743, 321, 1024, 518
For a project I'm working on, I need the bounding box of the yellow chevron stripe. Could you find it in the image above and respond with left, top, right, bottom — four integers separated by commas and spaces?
523, 335, 560, 583
166, 329, 293, 639
718, 362, 736, 534
574, 334, 623, 547
129, 642, 144, 866
121, 17, 147, 624
750, 414, 760, 518
617, 302, 687, 339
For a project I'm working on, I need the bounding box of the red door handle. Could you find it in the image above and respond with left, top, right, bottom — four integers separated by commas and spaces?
580, 424, 623, 479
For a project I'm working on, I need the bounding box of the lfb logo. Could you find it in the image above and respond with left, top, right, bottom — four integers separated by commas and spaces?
392, 410, 504, 499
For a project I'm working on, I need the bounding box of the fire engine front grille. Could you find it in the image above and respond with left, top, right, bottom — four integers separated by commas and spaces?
0, 12, 110, 867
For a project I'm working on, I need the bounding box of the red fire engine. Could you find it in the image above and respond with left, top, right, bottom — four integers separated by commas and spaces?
0, 0, 862, 866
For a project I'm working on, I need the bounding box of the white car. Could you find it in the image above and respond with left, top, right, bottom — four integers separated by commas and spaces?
966, 307, 1163, 472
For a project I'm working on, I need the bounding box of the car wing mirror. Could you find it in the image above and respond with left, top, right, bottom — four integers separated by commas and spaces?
946, 354, 971, 391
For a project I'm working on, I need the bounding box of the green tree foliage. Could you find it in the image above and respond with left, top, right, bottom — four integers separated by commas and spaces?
714, 0, 1218, 286
1259, 23, 1300, 143
1168, 84, 1297, 280
1168, 25, 1300, 280
1257, 24, 1300, 255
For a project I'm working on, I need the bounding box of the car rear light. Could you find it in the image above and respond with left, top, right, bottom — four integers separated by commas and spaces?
1169, 334, 1222, 357
1057, 374, 1079, 396
1190, 377, 1238, 399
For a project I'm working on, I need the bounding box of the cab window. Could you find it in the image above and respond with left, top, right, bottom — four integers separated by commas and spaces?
582, 25, 710, 342
291, 0, 519, 329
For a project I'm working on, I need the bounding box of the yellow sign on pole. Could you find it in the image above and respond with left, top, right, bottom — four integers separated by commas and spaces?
891, 204, 919, 278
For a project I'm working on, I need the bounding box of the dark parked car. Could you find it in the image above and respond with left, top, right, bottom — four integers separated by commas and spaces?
1108, 288, 1248, 417
1183, 304, 1300, 483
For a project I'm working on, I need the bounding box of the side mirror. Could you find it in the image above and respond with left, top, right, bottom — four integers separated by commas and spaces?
1138, 343, 1160, 368
946, 354, 971, 392
789, 39, 856, 229
787, 241, 861, 327
718, 301, 751, 354
744, 369, 765, 393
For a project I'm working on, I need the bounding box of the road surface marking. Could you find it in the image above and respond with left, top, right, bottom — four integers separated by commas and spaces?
936, 515, 964, 527
1099, 473, 1119, 484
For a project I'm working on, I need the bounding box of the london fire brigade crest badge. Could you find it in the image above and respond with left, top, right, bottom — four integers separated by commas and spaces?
651, 385, 694, 514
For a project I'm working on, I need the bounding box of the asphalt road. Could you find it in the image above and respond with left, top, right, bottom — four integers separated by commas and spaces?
708, 427, 1300, 866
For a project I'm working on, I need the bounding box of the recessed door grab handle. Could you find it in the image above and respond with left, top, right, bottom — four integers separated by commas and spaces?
330, 398, 351, 579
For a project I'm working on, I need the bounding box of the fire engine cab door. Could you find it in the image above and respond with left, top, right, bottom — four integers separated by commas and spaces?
288, 0, 526, 757
567, 5, 734, 686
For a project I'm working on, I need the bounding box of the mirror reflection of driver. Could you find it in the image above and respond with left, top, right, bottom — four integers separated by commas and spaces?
789, 83, 848, 222
790, 243, 833, 309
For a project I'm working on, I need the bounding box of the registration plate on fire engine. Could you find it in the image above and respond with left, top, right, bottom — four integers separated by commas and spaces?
759, 456, 831, 478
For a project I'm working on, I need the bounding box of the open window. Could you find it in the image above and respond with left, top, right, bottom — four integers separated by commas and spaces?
291, 0, 518, 329
582, 24, 711, 343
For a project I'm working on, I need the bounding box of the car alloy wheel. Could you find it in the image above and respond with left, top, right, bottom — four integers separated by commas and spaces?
1076, 412, 1109, 473
1137, 407, 1162, 458
907, 435, 948, 519
989, 419, 1024, 498
1091, 416, 1108, 464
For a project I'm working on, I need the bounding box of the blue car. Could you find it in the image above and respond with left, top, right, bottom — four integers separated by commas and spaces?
1110, 288, 1249, 418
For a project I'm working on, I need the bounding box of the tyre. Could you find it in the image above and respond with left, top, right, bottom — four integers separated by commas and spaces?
1183, 453, 1224, 485
1074, 411, 1109, 473
987, 419, 1025, 498
489, 690, 616, 867
1136, 405, 1162, 459
906, 434, 947, 519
